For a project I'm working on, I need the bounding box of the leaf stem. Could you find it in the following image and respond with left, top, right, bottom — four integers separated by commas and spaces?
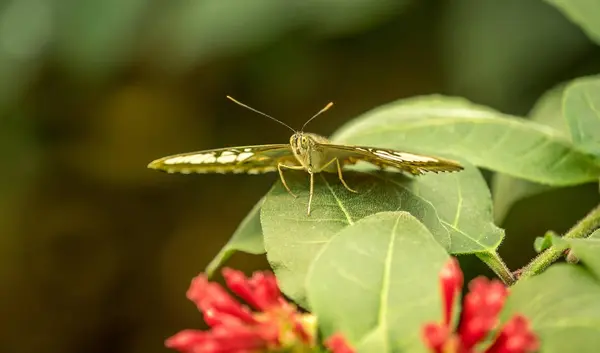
518, 203, 600, 281
477, 251, 515, 285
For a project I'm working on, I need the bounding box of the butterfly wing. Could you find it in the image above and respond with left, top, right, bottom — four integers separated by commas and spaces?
318, 143, 463, 175
148, 144, 299, 174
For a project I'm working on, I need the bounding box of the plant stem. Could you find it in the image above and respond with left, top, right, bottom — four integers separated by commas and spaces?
518, 203, 600, 281
477, 251, 515, 285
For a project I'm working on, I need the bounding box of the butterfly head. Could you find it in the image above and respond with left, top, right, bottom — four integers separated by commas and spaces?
290, 132, 330, 172
290, 132, 315, 155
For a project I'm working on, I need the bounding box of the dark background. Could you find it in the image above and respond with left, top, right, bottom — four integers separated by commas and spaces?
1, 1, 599, 352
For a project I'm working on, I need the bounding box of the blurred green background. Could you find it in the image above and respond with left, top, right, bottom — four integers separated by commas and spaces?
2, 0, 599, 352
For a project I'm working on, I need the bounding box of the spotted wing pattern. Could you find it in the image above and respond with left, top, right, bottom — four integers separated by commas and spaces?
319, 143, 464, 175
147, 144, 298, 174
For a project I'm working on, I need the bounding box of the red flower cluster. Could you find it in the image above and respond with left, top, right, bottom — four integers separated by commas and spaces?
165, 268, 316, 353
422, 259, 540, 353
324, 333, 356, 353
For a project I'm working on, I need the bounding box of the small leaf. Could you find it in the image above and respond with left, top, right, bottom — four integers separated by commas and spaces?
262, 163, 503, 306
306, 212, 449, 353
563, 76, 600, 156
533, 231, 559, 253
205, 198, 265, 277
332, 95, 600, 186
545, 0, 600, 45
503, 264, 600, 353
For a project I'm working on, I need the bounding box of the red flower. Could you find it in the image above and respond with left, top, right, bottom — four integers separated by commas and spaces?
325, 332, 356, 353
165, 268, 316, 353
422, 258, 540, 353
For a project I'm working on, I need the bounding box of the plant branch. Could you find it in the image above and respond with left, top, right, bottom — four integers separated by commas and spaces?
477, 251, 515, 285
518, 203, 600, 281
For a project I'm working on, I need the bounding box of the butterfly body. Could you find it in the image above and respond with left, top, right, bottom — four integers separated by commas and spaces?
290, 132, 339, 173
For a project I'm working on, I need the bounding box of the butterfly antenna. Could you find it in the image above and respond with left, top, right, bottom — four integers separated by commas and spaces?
301, 102, 334, 131
226, 96, 296, 133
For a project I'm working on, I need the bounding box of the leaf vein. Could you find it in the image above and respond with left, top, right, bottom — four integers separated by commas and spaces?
452, 175, 463, 228
331, 262, 376, 293
321, 174, 354, 225
516, 137, 552, 159
377, 216, 401, 353
440, 220, 491, 250
550, 149, 573, 171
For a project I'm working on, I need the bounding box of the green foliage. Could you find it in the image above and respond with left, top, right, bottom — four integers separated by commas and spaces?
9, 0, 600, 351
261, 162, 503, 306
332, 95, 600, 185
563, 230, 600, 278
306, 212, 448, 353
208, 82, 600, 350
492, 76, 600, 225
533, 231, 558, 253
545, 0, 600, 44
503, 265, 600, 353
540, 229, 600, 279
491, 84, 567, 224
563, 76, 600, 156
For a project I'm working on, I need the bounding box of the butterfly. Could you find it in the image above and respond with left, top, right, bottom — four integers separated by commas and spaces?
148, 96, 464, 215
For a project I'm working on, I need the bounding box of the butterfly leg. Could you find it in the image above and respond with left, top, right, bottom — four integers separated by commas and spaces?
277, 163, 304, 198
336, 159, 358, 193
307, 172, 315, 216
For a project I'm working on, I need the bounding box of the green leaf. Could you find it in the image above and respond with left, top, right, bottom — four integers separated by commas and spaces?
564, 76, 600, 156
205, 198, 265, 277
503, 264, 600, 353
332, 95, 600, 186
306, 212, 449, 353
491, 84, 567, 223
545, 0, 600, 45
491, 79, 600, 223
533, 231, 559, 253
261, 162, 503, 306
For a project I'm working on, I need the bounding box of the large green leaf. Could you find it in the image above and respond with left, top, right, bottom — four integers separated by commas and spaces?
491, 84, 567, 223
306, 212, 449, 353
261, 162, 503, 306
545, 0, 600, 45
332, 95, 600, 186
563, 76, 600, 156
503, 264, 600, 353
205, 198, 265, 277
